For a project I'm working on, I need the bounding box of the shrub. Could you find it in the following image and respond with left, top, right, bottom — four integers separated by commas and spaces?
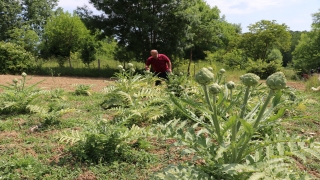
246, 59, 282, 79
0, 41, 36, 74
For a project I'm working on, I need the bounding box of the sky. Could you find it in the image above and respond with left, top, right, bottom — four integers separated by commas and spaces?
57, 0, 319, 32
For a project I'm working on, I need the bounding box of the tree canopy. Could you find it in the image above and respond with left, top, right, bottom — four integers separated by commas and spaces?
240, 20, 291, 62
41, 12, 91, 66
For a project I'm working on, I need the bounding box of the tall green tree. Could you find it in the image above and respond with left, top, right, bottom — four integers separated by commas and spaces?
22, 0, 58, 36
82, 0, 201, 61
0, 0, 22, 41
292, 9, 320, 72
240, 20, 291, 61
41, 12, 90, 67
7, 25, 39, 56
281, 31, 304, 67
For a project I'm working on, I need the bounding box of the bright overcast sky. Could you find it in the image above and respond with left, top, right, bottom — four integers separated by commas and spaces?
57, 0, 319, 32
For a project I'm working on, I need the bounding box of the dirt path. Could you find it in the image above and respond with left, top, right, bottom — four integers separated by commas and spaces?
0, 75, 113, 92
0, 75, 306, 92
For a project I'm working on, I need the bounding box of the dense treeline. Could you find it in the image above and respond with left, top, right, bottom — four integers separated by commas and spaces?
0, 0, 319, 77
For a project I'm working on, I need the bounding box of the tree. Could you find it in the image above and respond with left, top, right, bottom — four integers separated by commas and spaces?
21, 0, 58, 36
292, 9, 320, 73
7, 25, 39, 56
0, 0, 22, 41
41, 12, 90, 67
80, 35, 98, 66
80, 0, 201, 61
0, 41, 36, 74
281, 31, 304, 67
240, 20, 291, 61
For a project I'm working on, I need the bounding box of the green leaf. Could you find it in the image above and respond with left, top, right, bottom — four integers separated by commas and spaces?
266, 108, 285, 123
239, 119, 254, 135
248, 172, 265, 180
221, 115, 237, 135
272, 91, 282, 107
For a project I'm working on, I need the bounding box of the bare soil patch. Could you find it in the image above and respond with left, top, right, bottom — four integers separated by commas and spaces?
0, 75, 113, 92
0, 75, 307, 92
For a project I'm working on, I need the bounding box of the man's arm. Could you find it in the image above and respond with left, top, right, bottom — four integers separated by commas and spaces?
167, 61, 172, 72
145, 65, 150, 71
163, 55, 172, 72
145, 58, 151, 70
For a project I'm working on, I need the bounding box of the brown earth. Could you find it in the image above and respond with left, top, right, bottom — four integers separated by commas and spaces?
0, 75, 113, 92
0, 75, 306, 92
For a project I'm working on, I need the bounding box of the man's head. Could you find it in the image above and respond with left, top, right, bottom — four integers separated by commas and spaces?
150, 49, 158, 59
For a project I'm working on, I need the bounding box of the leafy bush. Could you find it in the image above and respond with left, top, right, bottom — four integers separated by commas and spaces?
246, 59, 282, 79
0, 41, 36, 74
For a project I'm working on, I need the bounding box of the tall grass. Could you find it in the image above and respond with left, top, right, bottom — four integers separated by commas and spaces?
34, 57, 145, 78
304, 74, 320, 91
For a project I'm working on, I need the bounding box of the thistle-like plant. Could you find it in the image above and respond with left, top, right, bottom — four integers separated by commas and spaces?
27, 103, 75, 126
60, 118, 156, 164
73, 84, 92, 96
0, 72, 46, 114
154, 69, 320, 179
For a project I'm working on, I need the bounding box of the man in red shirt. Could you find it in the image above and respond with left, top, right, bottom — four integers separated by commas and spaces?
145, 49, 172, 85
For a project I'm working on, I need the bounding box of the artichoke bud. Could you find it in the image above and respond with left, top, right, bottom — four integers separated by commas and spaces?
219, 68, 226, 74
21, 72, 27, 77
240, 73, 260, 87
266, 72, 287, 90
208, 67, 214, 72
208, 83, 221, 95
226, 81, 235, 90
128, 63, 134, 68
195, 68, 214, 85
13, 78, 18, 83
117, 65, 124, 70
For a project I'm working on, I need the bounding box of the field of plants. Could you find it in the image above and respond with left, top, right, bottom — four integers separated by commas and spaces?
1, 66, 320, 179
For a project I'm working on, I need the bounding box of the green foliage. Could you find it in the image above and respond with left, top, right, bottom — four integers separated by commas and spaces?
83, 0, 220, 60
292, 32, 320, 73
246, 59, 282, 79
0, 0, 22, 41
0, 72, 45, 114
240, 20, 291, 62
21, 0, 58, 36
0, 41, 36, 74
80, 35, 98, 66
113, 46, 136, 66
166, 72, 191, 97
64, 120, 156, 164
7, 25, 40, 56
305, 75, 320, 92
73, 84, 92, 96
27, 104, 75, 126
41, 11, 90, 67
152, 69, 320, 179
222, 49, 246, 69
101, 67, 172, 126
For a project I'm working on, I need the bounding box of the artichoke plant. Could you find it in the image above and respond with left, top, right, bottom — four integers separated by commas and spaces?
266, 72, 287, 90
194, 68, 214, 86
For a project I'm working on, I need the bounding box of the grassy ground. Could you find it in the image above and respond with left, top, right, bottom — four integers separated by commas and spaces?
0, 71, 319, 179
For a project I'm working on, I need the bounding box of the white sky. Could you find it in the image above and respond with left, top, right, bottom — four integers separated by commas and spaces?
57, 0, 320, 32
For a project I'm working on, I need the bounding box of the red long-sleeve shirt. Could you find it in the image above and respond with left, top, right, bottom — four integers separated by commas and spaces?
146, 54, 171, 73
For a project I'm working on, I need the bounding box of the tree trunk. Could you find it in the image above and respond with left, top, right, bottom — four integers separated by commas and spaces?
187, 47, 192, 76
68, 57, 72, 69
